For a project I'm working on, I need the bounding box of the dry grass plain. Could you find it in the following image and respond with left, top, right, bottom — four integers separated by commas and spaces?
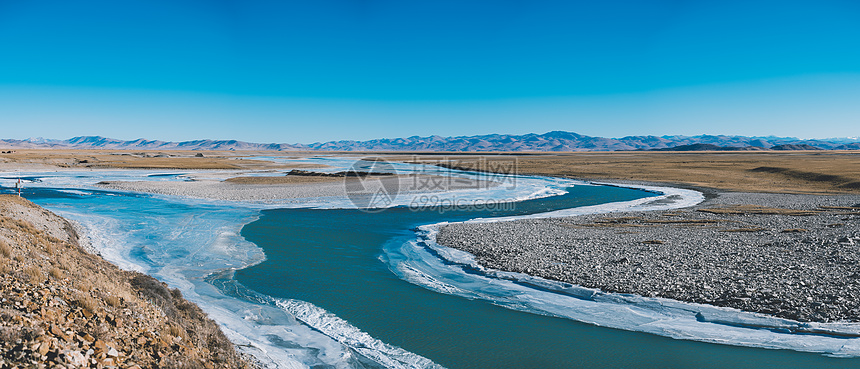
0, 150, 322, 170
3, 149, 859, 194
402, 151, 860, 195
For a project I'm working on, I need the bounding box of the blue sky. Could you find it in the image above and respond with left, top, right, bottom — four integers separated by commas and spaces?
1, 0, 859, 143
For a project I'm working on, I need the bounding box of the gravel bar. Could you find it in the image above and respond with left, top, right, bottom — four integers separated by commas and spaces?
97, 174, 494, 203
436, 190, 860, 323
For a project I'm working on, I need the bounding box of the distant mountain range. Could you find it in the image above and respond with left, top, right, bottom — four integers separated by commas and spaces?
1, 136, 301, 151
2, 132, 859, 152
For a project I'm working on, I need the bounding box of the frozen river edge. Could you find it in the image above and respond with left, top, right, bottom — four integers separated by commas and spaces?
410, 183, 860, 357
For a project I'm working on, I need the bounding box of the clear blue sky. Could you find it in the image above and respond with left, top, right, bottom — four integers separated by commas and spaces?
1, 0, 859, 143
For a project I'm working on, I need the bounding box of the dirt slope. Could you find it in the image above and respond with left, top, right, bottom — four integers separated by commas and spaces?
0, 195, 254, 369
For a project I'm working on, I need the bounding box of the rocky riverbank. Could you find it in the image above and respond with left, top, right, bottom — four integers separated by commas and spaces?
436, 189, 860, 323
0, 195, 256, 368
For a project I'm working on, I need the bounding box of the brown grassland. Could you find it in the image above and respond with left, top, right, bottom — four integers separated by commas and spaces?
3, 150, 859, 193
0, 150, 322, 170
401, 151, 860, 194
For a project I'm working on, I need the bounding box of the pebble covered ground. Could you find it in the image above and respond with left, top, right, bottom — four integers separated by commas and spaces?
437, 191, 860, 323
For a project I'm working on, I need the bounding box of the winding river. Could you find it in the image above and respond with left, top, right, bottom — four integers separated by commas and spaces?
4, 159, 859, 368
235, 185, 859, 368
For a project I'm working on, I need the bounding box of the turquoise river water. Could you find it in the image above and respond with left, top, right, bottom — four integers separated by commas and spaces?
235, 185, 859, 368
